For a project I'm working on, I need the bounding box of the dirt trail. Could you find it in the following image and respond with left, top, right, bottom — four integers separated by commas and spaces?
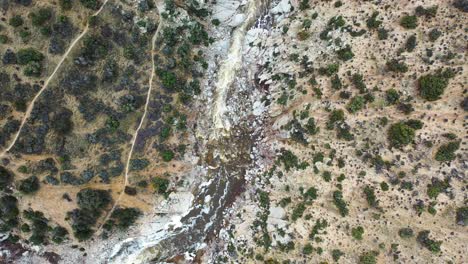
0, 0, 111, 158
97, 16, 163, 233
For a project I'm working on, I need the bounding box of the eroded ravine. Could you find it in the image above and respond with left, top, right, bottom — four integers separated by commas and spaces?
108, 1, 268, 262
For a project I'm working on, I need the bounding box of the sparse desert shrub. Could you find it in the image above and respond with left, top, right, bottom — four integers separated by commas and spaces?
426, 177, 450, 199
51, 226, 68, 244
160, 149, 174, 162
415, 5, 438, 18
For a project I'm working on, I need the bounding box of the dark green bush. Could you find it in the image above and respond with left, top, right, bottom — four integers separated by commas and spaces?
419, 71, 453, 101
366, 12, 382, 29
387, 122, 415, 148
30, 8, 53, 27
9, 15, 24, 27
428, 28, 441, 41
363, 186, 378, 207
17, 48, 44, 65
161, 149, 174, 162
0, 166, 13, 190
19, 176, 40, 194
426, 178, 450, 199
386, 60, 408, 73
351, 226, 364, 240
76, 188, 111, 212
51, 226, 68, 244
351, 73, 366, 93
415, 5, 438, 18
318, 63, 339, 76
417, 230, 441, 253
405, 35, 417, 52
60, 0, 73, 10
80, 0, 101, 10
377, 28, 388, 40
398, 227, 414, 238
359, 251, 378, 264
347, 96, 365, 113
336, 46, 354, 61
109, 207, 141, 230
400, 15, 418, 29
435, 141, 460, 162
333, 190, 348, 217
151, 177, 170, 195
385, 89, 400, 104
456, 207, 467, 226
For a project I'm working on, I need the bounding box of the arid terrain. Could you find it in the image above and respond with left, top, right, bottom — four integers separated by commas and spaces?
0, 0, 466, 263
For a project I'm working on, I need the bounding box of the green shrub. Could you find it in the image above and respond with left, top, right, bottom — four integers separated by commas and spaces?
415, 5, 438, 18
400, 15, 418, 29
386, 60, 408, 73
336, 46, 354, 61
76, 188, 111, 212
291, 202, 306, 221
51, 226, 68, 244
351, 226, 364, 240
363, 186, 378, 207
427, 178, 450, 199
151, 177, 170, 195
319, 63, 339, 76
419, 71, 453, 101
377, 28, 388, 40
30, 8, 53, 27
405, 35, 417, 52
161, 149, 174, 162
9, 15, 24, 27
347, 96, 365, 113
351, 73, 366, 93
0, 167, 13, 190
404, 119, 424, 130
303, 243, 313, 255
17, 48, 44, 65
109, 207, 141, 230
333, 190, 348, 217
331, 74, 342, 90
0, 35, 8, 44
326, 109, 344, 129
19, 176, 40, 194
387, 122, 415, 148
60, 0, 73, 10
24, 61, 42, 76
366, 12, 382, 29
456, 207, 468, 226
428, 28, 441, 41
435, 141, 460, 162
80, 0, 101, 10
385, 89, 400, 104
417, 230, 441, 253
332, 249, 344, 261
359, 251, 378, 264
398, 227, 414, 238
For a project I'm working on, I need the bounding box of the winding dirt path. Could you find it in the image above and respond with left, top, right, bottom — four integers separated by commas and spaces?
97, 17, 163, 233
0, 0, 110, 158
